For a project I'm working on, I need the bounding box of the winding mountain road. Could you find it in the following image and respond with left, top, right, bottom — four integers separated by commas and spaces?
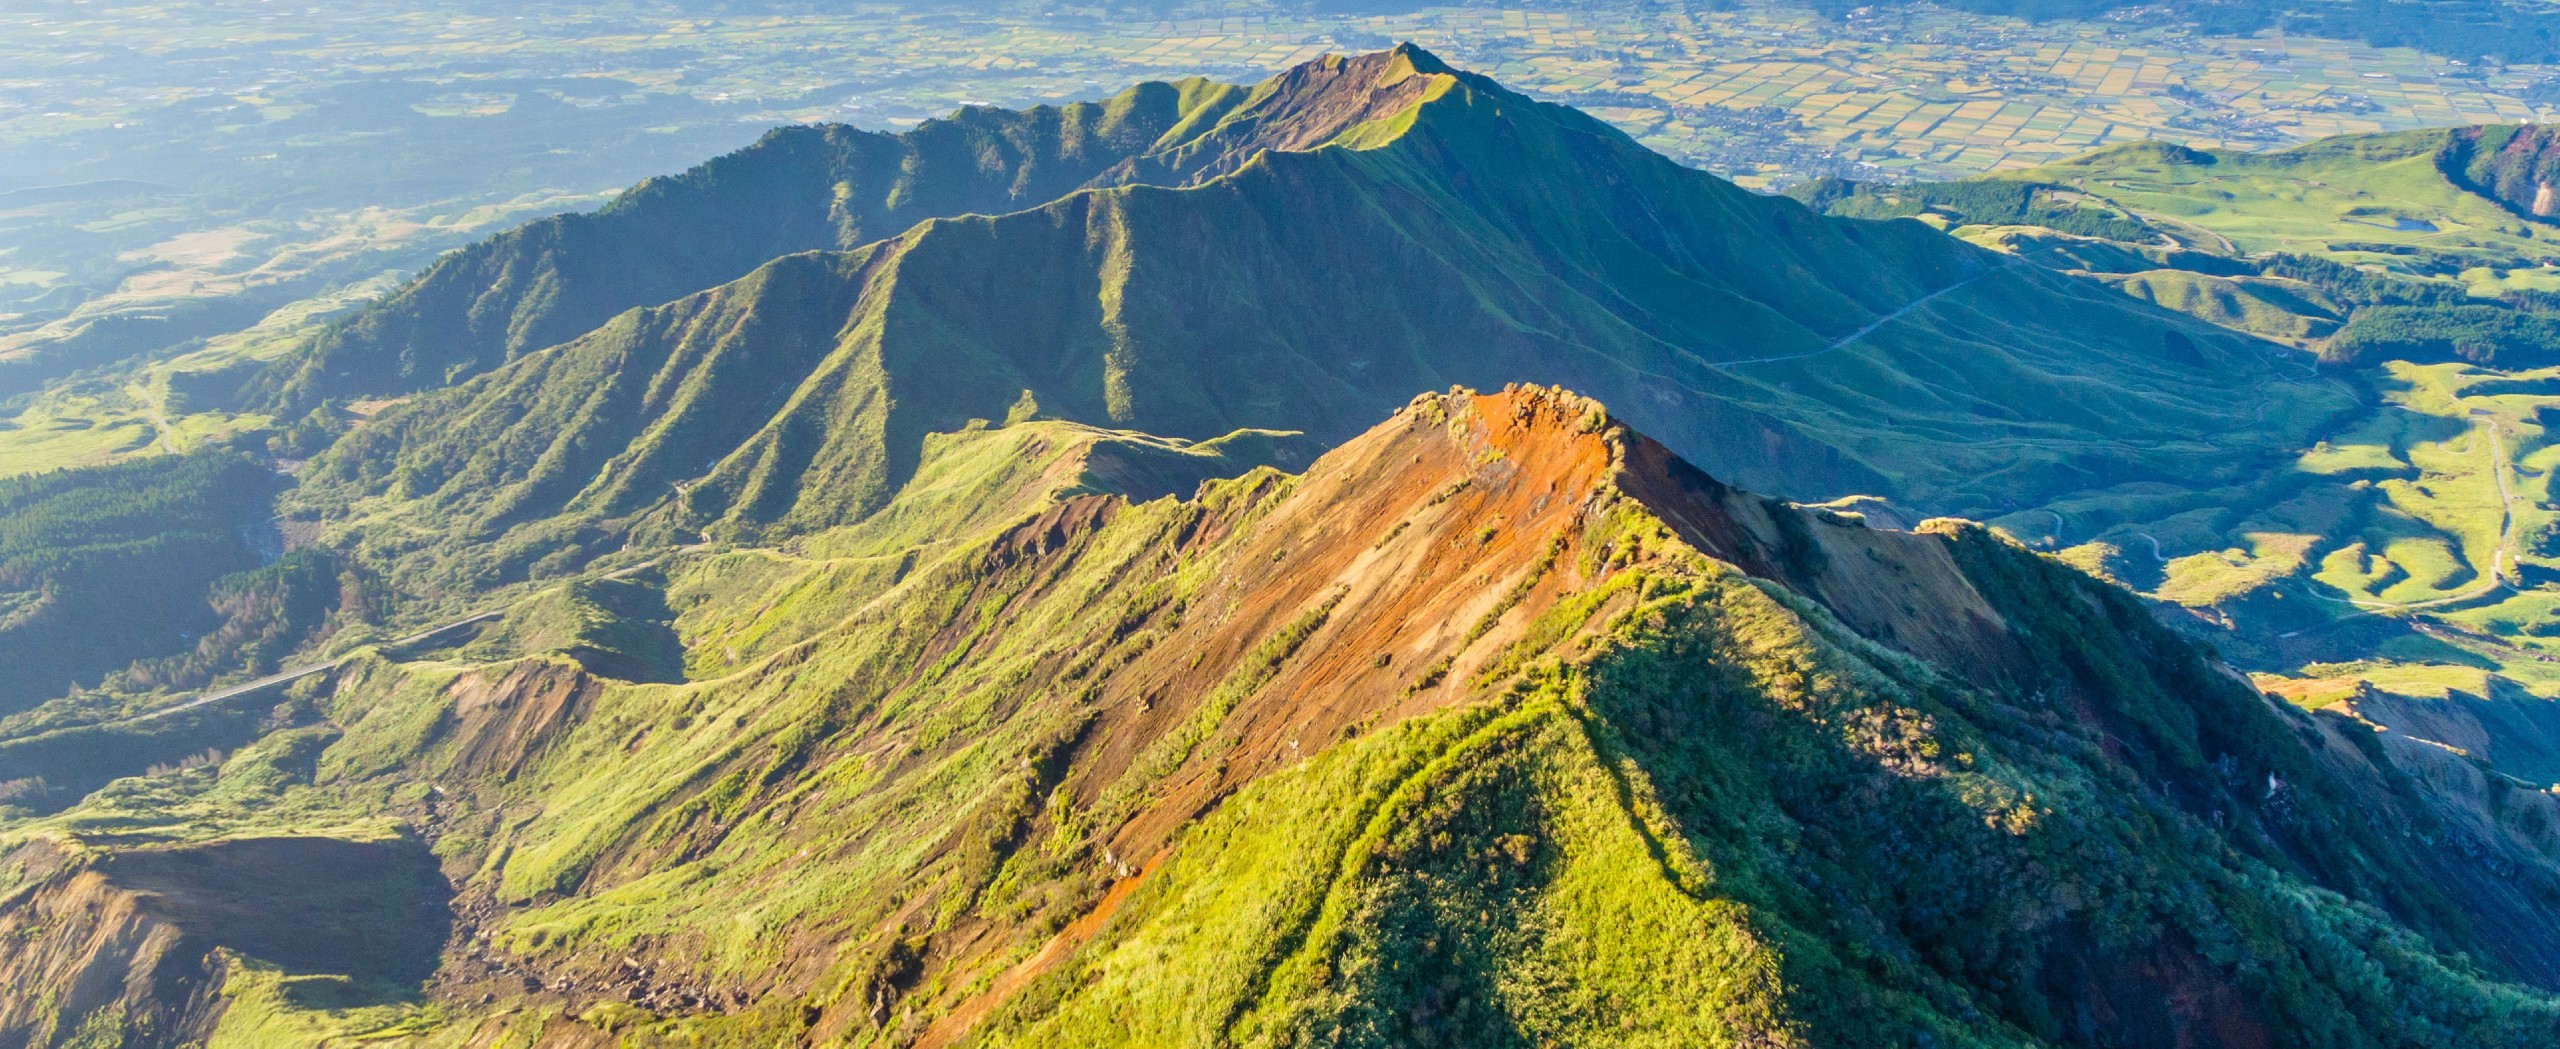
145, 401, 178, 455
2129, 532, 2168, 563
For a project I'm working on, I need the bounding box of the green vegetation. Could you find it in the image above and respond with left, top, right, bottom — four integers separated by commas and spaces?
2444, 123, 2560, 218
18, 0, 2560, 493
1802, 124, 2560, 803
2102, 269, 2341, 344
10, 47, 2560, 1048
17, 389, 2557, 1045
281, 46, 2342, 627
1833, 0, 2560, 67
203, 959, 443, 1049
1788, 176, 2155, 240
457, 575, 681, 685
2003, 132, 2558, 275
2326, 304, 2560, 366
0, 391, 161, 476
0, 450, 279, 712
249, 79, 1263, 412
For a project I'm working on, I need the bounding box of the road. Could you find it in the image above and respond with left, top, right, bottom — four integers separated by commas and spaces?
2129, 532, 2168, 563
110, 611, 504, 727
145, 401, 178, 454
1715, 259, 2013, 369
98, 546, 697, 729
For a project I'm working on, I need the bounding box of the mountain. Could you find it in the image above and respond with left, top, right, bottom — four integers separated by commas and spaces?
6, 386, 2555, 1046
8, 49, 2560, 1048
278, 46, 2344, 606
246, 55, 1459, 411
247, 79, 1200, 407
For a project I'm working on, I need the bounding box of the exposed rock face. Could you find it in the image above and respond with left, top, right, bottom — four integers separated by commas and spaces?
0, 836, 450, 1049
443, 661, 603, 781
10, 387, 2560, 1045
301, 388, 2560, 1045
2447, 125, 2560, 218
0, 841, 219, 1049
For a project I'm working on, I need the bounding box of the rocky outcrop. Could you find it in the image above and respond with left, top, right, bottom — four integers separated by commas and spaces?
0, 841, 221, 1049
2446, 125, 2560, 219
10, 385, 2558, 1046
0, 835, 452, 1049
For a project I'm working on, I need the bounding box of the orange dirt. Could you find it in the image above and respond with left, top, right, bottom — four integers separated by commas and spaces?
913, 849, 1168, 1049
895, 384, 2054, 1041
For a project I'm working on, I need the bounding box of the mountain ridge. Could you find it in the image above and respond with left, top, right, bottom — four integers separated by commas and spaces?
280, 46, 2344, 609
7, 48, 2555, 1049
248, 45, 1486, 412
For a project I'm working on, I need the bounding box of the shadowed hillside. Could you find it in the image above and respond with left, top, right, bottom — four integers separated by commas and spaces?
1789, 124, 2560, 815
247, 48, 1562, 412
249, 77, 1228, 408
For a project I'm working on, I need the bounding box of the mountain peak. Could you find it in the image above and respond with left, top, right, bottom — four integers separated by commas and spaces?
23, 371, 2560, 1040
1384, 40, 1456, 75
1139, 44, 1464, 169
1328, 385, 2029, 682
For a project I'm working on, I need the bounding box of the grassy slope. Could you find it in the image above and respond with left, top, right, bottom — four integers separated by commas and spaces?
14, 389, 2557, 1047
2099, 269, 2342, 344
0, 410, 1299, 1044
0, 270, 404, 481
8, 50, 2559, 1049
990, 565, 2557, 1049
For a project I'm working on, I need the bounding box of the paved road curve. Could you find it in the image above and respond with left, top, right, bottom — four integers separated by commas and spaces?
109, 611, 504, 728
98, 547, 695, 729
